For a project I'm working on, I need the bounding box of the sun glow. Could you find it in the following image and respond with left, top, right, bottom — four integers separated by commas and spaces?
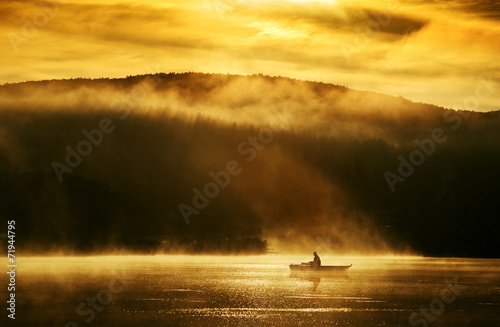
236, 0, 339, 5
282, 0, 338, 3
249, 21, 309, 39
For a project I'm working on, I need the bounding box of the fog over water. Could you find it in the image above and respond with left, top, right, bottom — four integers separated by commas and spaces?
6, 255, 499, 327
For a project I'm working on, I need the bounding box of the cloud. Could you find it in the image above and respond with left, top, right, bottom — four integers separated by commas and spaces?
407, 0, 500, 19
0, 0, 498, 111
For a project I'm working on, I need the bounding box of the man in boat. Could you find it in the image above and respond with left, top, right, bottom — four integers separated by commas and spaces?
309, 252, 321, 269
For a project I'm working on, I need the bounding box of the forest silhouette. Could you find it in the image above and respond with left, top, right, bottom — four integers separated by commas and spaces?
0, 73, 498, 257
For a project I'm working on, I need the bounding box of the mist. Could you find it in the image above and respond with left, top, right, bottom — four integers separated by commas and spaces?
0, 73, 499, 257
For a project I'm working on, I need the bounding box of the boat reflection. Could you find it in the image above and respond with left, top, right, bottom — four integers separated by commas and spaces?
289, 271, 349, 292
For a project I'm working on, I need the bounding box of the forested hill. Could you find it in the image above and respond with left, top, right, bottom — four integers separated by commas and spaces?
0, 73, 498, 257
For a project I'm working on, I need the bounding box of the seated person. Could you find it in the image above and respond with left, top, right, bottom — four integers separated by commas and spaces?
309, 252, 321, 269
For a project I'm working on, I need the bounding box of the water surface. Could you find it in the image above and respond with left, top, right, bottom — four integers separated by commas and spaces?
6, 256, 500, 326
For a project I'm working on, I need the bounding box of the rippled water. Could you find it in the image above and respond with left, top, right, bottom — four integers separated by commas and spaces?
7, 256, 500, 326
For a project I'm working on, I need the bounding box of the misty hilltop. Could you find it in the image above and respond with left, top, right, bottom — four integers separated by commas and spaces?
0, 73, 499, 257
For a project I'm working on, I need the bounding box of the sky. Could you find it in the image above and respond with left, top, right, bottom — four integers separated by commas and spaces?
0, 0, 499, 111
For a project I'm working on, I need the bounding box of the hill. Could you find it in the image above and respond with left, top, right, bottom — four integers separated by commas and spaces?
0, 73, 499, 257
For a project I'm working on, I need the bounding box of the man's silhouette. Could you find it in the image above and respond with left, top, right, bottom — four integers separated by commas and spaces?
310, 252, 321, 269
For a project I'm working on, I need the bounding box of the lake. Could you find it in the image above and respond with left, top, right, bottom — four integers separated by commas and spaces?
5, 255, 500, 326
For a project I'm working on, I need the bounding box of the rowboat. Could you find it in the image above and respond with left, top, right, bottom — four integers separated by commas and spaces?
289, 263, 352, 272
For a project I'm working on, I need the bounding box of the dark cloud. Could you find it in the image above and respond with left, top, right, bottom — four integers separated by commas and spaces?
254, 4, 428, 39
361, 8, 428, 36
402, 0, 500, 19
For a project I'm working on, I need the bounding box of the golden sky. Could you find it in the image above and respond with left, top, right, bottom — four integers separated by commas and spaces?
1, 0, 499, 111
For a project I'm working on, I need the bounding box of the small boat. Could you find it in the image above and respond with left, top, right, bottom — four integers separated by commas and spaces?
289, 263, 352, 272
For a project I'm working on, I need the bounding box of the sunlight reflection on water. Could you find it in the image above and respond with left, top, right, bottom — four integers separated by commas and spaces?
8, 255, 500, 326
